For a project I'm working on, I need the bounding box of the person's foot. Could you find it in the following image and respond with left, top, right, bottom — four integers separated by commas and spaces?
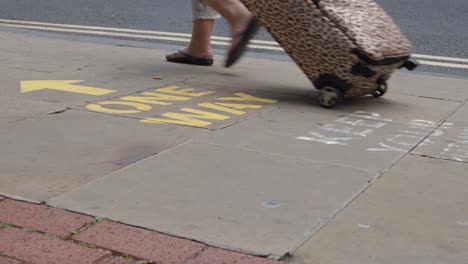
165, 48, 214, 66
225, 15, 260, 67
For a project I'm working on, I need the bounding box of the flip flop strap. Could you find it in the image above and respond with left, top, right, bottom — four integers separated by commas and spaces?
177, 50, 191, 57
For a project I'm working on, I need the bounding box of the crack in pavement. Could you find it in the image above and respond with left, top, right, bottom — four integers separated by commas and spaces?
0, 65, 52, 73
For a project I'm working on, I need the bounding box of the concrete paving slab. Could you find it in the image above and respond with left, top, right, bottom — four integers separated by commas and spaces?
446, 101, 468, 124
390, 72, 468, 102
0, 109, 204, 201
279, 89, 461, 126
48, 141, 374, 257
412, 121, 468, 162
289, 155, 468, 264
0, 96, 66, 124
81, 82, 283, 129
196, 107, 433, 173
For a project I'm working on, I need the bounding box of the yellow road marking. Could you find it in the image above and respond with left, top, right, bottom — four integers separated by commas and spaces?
87, 101, 151, 114
141, 108, 230, 127
21, 80, 116, 95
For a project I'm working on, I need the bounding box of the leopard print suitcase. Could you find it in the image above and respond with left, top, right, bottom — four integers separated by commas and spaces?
241, 0, 419, 107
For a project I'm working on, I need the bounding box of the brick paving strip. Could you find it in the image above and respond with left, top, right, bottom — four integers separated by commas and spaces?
0, 196, 284, 264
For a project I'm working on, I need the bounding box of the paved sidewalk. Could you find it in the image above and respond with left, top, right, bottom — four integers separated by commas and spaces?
1, 29, 468, 263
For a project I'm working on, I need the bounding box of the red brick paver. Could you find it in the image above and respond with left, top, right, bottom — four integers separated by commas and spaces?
0, 227, 110, 264
191, 247, 283, 264
96, 256, 140, 264
0, 255, 22, 264
0, 199, 93, 237
74, 220, 205, 264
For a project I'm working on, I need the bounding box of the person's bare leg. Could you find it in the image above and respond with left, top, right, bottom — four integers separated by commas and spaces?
166, 19, 215, 60
202, 0, 258, 67
202, 0, 252, 38
187, 19, 215, 58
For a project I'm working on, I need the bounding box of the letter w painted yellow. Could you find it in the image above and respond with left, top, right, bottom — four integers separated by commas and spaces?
141, 108, 229, 127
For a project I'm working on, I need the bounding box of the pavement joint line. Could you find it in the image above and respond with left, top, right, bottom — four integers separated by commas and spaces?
409, 153, 468, 164
8, 110, 65, 126
414, 95, 463, 102
0, 100, 69, 125
0, 65, 53, 73
206, 103, 280, 133
0, 192, 42, 204
47, 107, 69, 115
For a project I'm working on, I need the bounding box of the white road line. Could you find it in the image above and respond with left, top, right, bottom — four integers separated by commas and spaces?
412, 54, 468, 64
415, 60, 468, 70
0, 22, 285, 51
1, 19, 468, 69
0, 18, 278, 46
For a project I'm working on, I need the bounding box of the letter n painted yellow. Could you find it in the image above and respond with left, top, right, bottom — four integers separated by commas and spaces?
141, 108, 230, 127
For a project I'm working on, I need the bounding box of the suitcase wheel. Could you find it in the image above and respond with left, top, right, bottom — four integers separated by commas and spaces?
372, 82, 388, 98
318, 86, 343, 108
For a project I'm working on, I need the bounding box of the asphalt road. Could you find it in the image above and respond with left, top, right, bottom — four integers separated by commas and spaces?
0, 0, 467, 77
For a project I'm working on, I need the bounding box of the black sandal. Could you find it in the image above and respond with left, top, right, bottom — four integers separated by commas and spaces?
166, 50, 214, 66
225, 17, 260, 68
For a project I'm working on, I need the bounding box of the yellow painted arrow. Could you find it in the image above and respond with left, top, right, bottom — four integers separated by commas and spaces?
21, 80, 116, 95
